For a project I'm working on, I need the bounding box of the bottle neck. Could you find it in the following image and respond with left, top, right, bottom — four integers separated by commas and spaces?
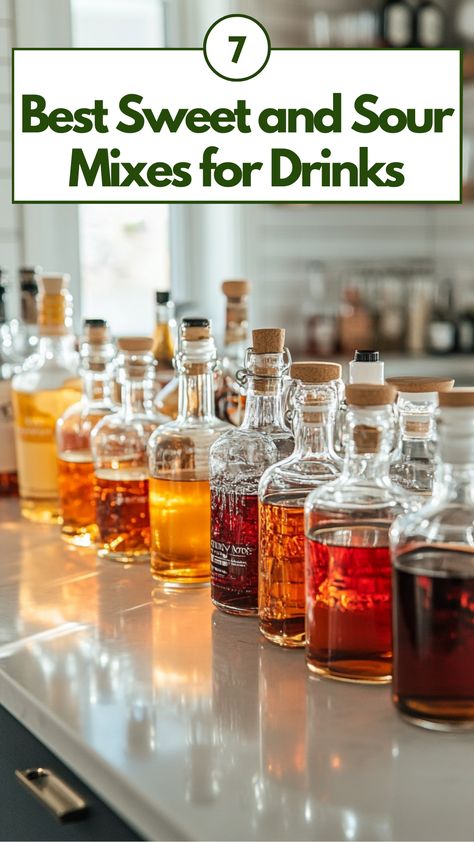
224, 298, 249, 361
82, 369, 111, 403
292, 410, 335, 458
38, 335, 74, 360
178, 365, 215, 422
344, 406, 393, 479
241, 377, 287, 432
122, 378, 154, 417
438, 463, 474, 505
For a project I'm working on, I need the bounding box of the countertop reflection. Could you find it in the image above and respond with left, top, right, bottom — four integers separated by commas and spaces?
0, 500, 473, 841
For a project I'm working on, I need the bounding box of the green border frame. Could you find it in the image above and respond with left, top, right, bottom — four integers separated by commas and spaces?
11, 45, 463, 205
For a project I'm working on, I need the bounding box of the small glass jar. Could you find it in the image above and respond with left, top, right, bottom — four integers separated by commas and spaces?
209, 328, 293, 616
148, 318, 230, 587
91, 337, 165, 563
56, 319, 116, 546
305, 383, 414, 683
388, 376, 454, 499
259, 362, 342, 647
391, 388, 474, 731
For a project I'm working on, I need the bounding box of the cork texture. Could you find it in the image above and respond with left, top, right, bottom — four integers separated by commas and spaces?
252, 328, 285, 354
41, 273, 69, 294
117, 336, 153, 352
386, 376, 455, 393
346, 383, 396, 406
222, 279, 251, 297
182, 325, 211, 341
291, 361, 342, 383
83, 324, 110, 344
439, 389, 474, 407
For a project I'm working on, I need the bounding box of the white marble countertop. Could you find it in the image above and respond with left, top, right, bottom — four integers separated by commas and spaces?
1, 498, 473, 841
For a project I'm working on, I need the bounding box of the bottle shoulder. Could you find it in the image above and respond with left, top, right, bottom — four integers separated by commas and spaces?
390, 496, 474, 548
12, 354, 79, 393
305, 473, 415, 518
259, 454, 342, 500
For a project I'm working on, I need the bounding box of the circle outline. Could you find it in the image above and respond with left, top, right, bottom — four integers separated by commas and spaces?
203, 13, 271, 82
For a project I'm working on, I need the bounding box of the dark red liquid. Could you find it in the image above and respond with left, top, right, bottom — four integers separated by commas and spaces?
393, 550, 474, 727
306, 525, 392, 682
210, 489, 259, 614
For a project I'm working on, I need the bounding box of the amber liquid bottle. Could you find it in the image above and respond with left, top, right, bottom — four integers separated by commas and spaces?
148, 318, 230, 586
91, 338, 165, 563
11, 274, 81, 522
56, 319, 116, 545
259, 363, 342, 647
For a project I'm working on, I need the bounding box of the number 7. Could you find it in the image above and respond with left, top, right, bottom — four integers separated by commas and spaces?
229, 35, 246, 64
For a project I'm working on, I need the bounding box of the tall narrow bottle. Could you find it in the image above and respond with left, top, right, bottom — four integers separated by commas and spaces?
9, 267, 40, 363
210, 328, 293, 616
215, 279, 251, 426
56, 319, 116, 546
259, 362, 342, 647
391, 389, 474, 730
0, 270, 18, 496
388, 376, 454, 499
305, 383, 413, 683
152, 290, 177, 389
91, 337, 165, 563
148, 318, 230, 587
11, 273, 81, 522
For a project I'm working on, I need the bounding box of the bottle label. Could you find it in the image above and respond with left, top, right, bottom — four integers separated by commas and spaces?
12, 389, 69, 499
386, 5, 412, 46
0, 380, 17, 473
211, 539, 258, 582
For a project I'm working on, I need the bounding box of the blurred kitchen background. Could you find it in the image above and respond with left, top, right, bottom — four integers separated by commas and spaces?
1, 0, 474, 381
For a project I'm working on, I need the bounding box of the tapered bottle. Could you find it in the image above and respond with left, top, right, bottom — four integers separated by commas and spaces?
390, 389, 474, 730
11, 273, 81, 522
305, 383, 413, 683
152, 290, 177, 390
91, 337, 166, 563
209, 328, 293, 616
215, 279, 251, 426
148, 318, 230, 587
387, 376, 454, 499
56, 319, 116, 546
259, 362, 342, 647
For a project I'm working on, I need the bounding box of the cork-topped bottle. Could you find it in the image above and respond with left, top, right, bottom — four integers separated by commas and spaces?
387, 376, 454, 499
148, 318, 231, 587
56, 319, 116, 546
215, 279, 251, 426
391, 389, 474, 730
11, 273, 81, 523
305, 383, 414, 683
152, 290, 177, 390
259, 361, 342, 647
91, 337, 166, 563
209, 328, 293, 616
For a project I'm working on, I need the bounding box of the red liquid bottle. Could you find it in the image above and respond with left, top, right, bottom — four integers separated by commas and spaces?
209, 328, 293, 615
305, 382, 412, 682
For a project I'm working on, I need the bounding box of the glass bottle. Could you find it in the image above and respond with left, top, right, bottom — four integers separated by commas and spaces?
391, 389, 474, 731
215, 279, 251, 426
11, 273, 81, 523
148, 318, 230, 587
305, 382, 413, 683
8, 267, 40, 364
0, 270, 18, 496
259, 362, 342, 647
209, 328, 293, 616
152, 290, 177, 390
91, 337, 165, 563
388, 376, 454, 499
56, 319, 116, 546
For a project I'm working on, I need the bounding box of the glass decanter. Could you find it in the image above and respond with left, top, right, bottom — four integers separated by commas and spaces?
259, 362, 342, 647
56, 319, 116, 546
390, 389, 474, 731
215, 279, 251, 426
305, 382, 414, 683
148, 318, 230, 587
209, 328, 293, 616
11, 273, 81, 523
388, 375, 454, 499
91, 338, 166, 563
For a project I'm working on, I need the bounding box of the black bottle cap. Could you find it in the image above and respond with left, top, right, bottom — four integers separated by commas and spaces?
182, 317, 210, 328
83, 318, 107, 328
156, 291, 170, 304
354, 349, 380, 362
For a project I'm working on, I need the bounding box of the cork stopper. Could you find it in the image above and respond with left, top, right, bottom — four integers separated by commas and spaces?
41, 273, 70, 294
181, 318, 211, 341
252, 328, 285, 354
291, 361, 342, 384
346, 383, 396, 407
354, 425, 381, 453
386, 376, 454, 393
117, 336, 153, 352
38, 273, 72, 335
222, 279, 251, 298
439, 389, 474, 408
83, 319, 110, 345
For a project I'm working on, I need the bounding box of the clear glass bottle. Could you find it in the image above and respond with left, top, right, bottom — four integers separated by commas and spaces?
91, 337, 166, 563
8, 267, 40, 364
215, 279, 251, 426
388, 376, 454, 499
209, 328, 293, 616
0, 270, 18, 496
148, 318, 230, 587
305, 383, 413, 683
259, 362, 342, 647
152, 290, 177, 390
56, 319, 116, 546
391, 389, 474, 730
11, 273, 81, 523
